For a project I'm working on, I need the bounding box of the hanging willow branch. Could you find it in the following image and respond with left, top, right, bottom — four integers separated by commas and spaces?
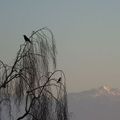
0, 27, 69, 120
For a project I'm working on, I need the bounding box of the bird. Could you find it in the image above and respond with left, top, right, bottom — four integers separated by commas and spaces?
23, 35, 32, 44
1, 83, 6, 88
57, 77, 62, 83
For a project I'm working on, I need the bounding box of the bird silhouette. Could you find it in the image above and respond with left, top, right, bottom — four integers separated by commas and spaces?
57, 77, 62, 83
23, 35, 32, 43
1, 83, 6, 88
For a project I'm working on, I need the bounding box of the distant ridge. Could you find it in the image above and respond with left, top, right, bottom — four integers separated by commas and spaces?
68, 86, 120, 120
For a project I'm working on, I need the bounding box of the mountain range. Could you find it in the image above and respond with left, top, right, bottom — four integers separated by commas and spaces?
68, 85, 120, 120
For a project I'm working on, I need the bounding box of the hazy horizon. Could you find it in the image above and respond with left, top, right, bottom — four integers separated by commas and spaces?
0, 0, 120, 92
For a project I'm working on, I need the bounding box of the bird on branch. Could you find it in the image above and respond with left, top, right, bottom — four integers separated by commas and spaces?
1, 83, 6, 88
57, 77, 62, 83
23, 35, 32, 44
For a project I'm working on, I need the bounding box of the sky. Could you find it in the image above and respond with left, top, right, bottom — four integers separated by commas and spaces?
0, 0, 120, 92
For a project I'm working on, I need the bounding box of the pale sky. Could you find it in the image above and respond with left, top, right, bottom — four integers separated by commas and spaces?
0, 0, 120, 92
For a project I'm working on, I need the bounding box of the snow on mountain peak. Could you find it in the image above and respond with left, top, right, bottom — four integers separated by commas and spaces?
97, 85, 120, 96
70, 86, 120, 98
100, 85, 111, 91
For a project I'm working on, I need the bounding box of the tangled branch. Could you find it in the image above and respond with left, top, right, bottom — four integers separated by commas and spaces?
0, 28, 69, 120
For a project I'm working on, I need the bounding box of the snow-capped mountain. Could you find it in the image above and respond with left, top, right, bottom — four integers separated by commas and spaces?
80, 85, 120, 97
68, 86, 120, 120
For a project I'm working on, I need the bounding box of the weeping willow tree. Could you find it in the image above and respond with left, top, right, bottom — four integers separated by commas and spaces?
0, 28, 69, 120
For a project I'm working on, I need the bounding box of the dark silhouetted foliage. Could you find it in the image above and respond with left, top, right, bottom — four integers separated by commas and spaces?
0, 28, 69, 120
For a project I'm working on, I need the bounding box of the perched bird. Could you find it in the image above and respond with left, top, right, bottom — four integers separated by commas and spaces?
57, 77, 62, 83
1, 83, 6, 88
23, 35, 32, 43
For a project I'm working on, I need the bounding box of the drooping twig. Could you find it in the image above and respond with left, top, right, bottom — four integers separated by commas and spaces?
0, 28, 69, 120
